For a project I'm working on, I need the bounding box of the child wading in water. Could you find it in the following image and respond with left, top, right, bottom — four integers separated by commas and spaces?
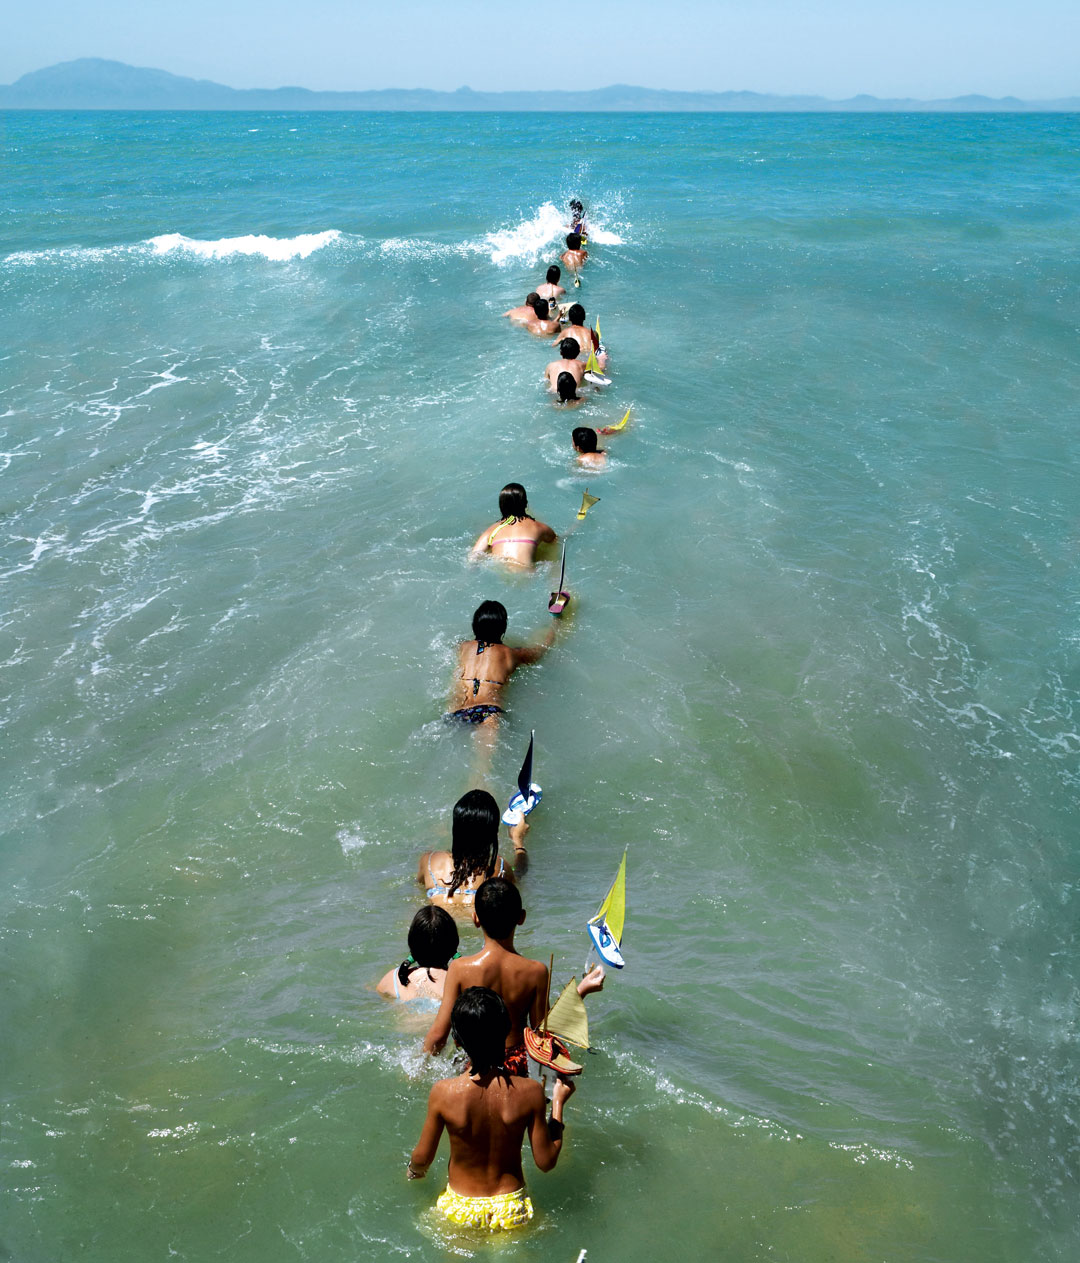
408, 986, 574, 1230
423, 877, 604, 1074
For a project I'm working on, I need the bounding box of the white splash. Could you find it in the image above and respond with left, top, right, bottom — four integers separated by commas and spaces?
481, 202, 567, 266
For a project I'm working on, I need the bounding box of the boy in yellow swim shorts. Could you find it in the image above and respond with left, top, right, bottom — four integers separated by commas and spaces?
408, 986, 574, 1230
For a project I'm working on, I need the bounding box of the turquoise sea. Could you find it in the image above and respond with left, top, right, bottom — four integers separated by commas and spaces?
1, 110, 1078, 1261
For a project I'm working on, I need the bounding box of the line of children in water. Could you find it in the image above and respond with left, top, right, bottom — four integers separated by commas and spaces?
388, 199, 619, 1234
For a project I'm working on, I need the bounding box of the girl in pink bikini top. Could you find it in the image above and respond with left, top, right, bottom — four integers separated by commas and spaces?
469, 483, 556, 568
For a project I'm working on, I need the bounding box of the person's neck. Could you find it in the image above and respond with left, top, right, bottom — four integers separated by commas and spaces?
483, 932, 517, 954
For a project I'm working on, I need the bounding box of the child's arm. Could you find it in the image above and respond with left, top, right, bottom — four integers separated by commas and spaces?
528, 1076, 574, 1172
408, 1084, 446, 1178
509, 818, 529, 876
422, 964, 462, 1054
469, 530, 491, 560
511, 619, 559, 668
577, 965, 605, 998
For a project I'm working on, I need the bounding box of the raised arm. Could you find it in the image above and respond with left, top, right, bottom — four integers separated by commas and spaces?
509, 818, 530, 877
527, 1076, 574, 1172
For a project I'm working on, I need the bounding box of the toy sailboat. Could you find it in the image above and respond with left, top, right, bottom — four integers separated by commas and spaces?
587, 850, 627, 969
548, 543, 570, 616
583, 348, 611, 387
599, 405, 631, 436
524, 959, 588, 1076
576, 489, 600, 520
502, 730, 541, 826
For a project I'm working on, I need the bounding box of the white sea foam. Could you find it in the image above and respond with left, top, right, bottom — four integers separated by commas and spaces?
148, 230, 342, 261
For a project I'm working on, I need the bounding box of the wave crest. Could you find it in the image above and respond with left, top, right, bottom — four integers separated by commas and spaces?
148, 230, 342, 261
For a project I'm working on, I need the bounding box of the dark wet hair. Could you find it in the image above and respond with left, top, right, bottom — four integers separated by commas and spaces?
475, 877, 522, 940
524, 292, 540, 310
569, 199, 584, 214
573, 426, 598, 453
559, 337, 580, 360
568, 304, 586, 326
498, 483, 528, 519
533, 297, 550, 321
546, 264, 561, 284
557, 372, 580, 403
566, 233, 582, 250
451, 986, 510, 1074
398, 906, 459, 989
449, 789, 501, 897
472, 600, 507, 644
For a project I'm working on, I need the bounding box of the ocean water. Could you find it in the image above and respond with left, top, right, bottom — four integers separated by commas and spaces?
1, 109, 1078, 1262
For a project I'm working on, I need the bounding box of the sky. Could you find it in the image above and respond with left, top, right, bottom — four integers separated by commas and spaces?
4, 0, 1079, 100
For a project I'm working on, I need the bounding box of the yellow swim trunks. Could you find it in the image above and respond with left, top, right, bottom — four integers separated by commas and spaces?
436, 1185, 534, 1231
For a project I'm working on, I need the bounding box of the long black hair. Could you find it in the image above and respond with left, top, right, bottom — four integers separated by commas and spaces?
448, 789, 501, 897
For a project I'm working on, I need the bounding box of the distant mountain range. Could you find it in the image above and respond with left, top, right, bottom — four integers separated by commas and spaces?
2, 59, 1078, 112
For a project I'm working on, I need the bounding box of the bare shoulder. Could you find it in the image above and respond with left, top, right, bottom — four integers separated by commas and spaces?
527, 956, 549, 985
509, 1075, 546, 1111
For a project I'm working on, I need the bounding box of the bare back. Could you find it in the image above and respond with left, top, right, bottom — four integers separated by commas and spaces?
471, 516, 555, 568
561, 323, 596, 356
449, 945, 547, 1048
545, 358, 584, 391
424, 942, 548, 1055
433, 1072, 545, 1195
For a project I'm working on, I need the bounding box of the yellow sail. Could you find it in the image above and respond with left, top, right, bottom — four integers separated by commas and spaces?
594, 316, 603, 345
592, 850, 626, 945
544, 979, 590, 1049
577, 489, 600, 520
584, 349, 600, 374
608, 406, 631, 432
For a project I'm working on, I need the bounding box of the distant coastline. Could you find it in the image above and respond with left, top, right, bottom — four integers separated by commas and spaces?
2, 58, 1078, 112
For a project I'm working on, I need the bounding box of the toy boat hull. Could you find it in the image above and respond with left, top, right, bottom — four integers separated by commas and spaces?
502, 783, 542, 826
587, 919, 625, 969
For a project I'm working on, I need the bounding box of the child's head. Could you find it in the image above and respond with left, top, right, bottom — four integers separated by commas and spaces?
572, 426, 598, 454
474, 877, 524, 940
498, 483, 528, 519
566, 233, 582, 251
399, 906, 459, 987
559, 337, 580, 361
524, 292, 540, 310
546, 264, 561, 284
472, 600, 507, 643
533, 297, 551, 321
557, 372, 580, 404
451, 986, 510, 1073
567, 304, 586, 326
449, 789, 501, 895
569, 199, 584, 216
